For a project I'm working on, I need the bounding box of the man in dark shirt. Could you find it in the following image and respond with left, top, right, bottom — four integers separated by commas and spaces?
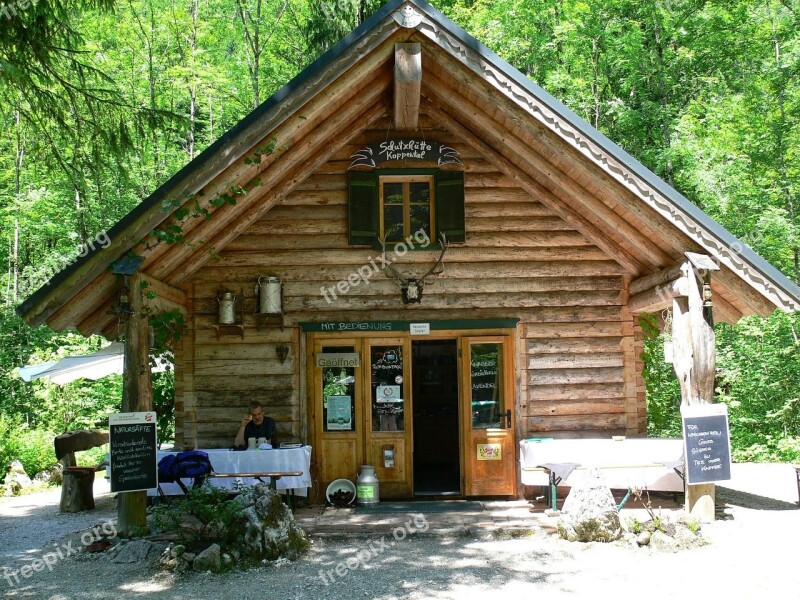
234, 401, 277, 448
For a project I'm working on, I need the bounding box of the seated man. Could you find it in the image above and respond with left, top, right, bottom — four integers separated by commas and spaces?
234, 401, 278, 448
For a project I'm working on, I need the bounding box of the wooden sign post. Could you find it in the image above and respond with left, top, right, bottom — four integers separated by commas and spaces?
117, 272, 154, 536
672, 254, 719, 522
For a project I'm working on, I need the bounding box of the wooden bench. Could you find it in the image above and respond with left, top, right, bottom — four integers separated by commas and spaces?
55, 430, 109, 513
522, 463, 685, 511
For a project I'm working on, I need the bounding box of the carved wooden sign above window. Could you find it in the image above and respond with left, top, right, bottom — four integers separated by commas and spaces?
349, 139, 461, 169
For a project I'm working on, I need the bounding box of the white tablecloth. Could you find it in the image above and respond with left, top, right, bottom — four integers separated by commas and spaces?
154, 446, 312, 496
519, 438, 684, 491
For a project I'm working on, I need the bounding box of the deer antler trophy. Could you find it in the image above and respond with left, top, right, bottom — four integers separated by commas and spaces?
380, 233, 448, 304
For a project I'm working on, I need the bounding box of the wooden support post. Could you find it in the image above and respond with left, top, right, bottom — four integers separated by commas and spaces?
60, 467, 96, 512
117, 273, 153, 536
394, 43, 421, 130
671, 257, 718, 522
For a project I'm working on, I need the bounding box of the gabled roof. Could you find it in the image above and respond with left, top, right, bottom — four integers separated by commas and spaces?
17, 0, 800, 332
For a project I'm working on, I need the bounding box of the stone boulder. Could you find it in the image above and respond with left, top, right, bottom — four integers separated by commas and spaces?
193, 543, 221, 572
47, 463, 64, 485
3, 461, 33, 496
557, 468, 622, 542
231, 484, 309, 562
110, 539, 156, 564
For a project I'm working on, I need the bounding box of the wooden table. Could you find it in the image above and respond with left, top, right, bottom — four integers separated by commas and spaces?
151, 447, 312, 497
519, 438, 685, 510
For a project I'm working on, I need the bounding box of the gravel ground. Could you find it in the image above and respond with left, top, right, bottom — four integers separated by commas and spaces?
1, 469, 799, 600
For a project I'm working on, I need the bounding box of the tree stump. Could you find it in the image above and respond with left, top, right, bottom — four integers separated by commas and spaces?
60, 467, 96, 513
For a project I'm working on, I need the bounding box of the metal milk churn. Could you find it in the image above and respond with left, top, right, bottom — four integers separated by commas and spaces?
356, 465, 380, 506
217, 292, 237, 324
255, 276, 282, 315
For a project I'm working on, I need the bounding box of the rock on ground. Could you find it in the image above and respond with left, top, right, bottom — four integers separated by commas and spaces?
193, 543, 221, 572
232, 484, 309, 562
557, 468, 622, 542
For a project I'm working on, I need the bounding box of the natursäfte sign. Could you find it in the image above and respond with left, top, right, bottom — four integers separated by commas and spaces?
109, 411, 158, 493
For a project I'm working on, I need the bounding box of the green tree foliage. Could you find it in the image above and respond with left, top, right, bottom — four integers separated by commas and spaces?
716, 312, 800, 460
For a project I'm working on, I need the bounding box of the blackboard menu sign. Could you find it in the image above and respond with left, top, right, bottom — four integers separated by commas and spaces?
109, 412, 158, 493
681, 404, 732, 485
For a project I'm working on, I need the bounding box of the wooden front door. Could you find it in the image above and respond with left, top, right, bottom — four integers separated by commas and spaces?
460, 335, 516, 496
312, 338, 362, 493
362, 337, 413, 498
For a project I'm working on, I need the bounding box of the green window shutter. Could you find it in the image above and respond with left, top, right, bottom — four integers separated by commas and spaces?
435, 171, 465, 243
348, 171, 379, 245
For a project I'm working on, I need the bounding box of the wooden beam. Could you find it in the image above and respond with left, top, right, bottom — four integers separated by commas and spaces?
139, 273, 187, 314
146, 55, 397, 281
628, 277, 687, 314
117, 273, 153, 536
48, 71, 394, 333
710, 288, 743, 325
422, 53, 673, 270
630, 263, 686, 296
394, 43, 421, 130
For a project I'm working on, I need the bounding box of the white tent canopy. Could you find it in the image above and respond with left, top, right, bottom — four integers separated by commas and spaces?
16, 343, 170, 385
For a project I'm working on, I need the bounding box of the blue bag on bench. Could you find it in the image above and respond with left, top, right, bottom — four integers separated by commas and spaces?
158, 450, 212, 482
157, 454, 179, 482
174, 450, 213, 478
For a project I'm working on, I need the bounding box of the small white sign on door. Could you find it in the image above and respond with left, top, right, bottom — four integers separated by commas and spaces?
376, 385, 401, 403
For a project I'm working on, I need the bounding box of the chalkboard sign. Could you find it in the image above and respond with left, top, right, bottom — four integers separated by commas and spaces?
681, 405, 732, 485
109, 412, 158, 493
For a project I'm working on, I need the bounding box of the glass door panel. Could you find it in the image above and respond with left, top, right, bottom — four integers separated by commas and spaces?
370, 345, 405, 432
469, 342, 503, 429
322, 345, 356, 432
364, 337, 412, 497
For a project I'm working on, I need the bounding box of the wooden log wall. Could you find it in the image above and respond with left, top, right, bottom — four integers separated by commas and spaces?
183, 115, 647, 447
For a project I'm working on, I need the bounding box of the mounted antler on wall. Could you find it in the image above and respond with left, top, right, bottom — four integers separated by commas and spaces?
380, 233, 448, 304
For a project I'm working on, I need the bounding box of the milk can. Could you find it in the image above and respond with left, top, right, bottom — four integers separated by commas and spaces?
255, 276, 282, 315
356, 465, 380, 506
217, 292, 237, 324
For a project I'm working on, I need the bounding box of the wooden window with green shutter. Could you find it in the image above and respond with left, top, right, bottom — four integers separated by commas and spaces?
379, 174, 434, 242
348, 171, 379, 245
348, 170, 465, 246
435, 171, 465, 243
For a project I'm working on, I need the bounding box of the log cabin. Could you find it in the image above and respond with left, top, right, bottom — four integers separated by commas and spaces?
16, 0, 800, 501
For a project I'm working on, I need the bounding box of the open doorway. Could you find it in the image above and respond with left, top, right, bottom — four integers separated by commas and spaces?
412, 339, 460, 495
